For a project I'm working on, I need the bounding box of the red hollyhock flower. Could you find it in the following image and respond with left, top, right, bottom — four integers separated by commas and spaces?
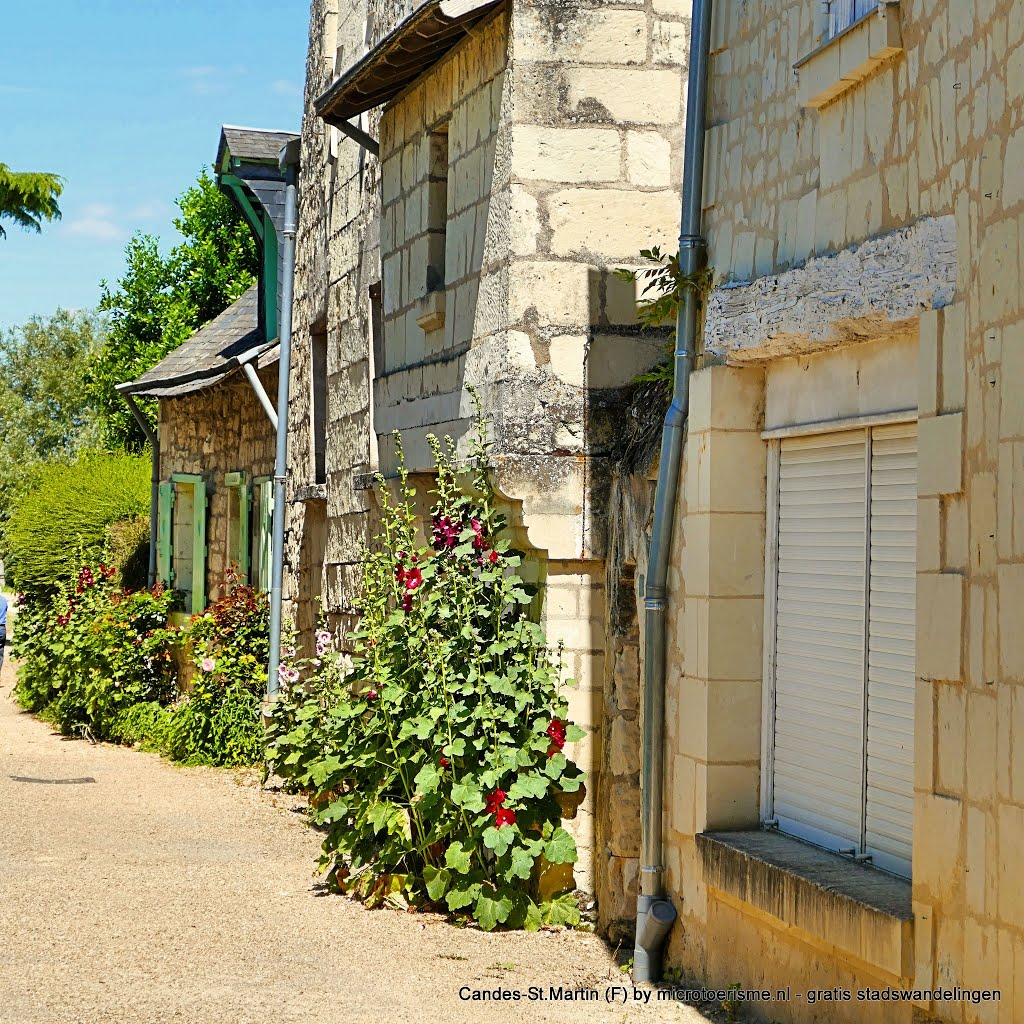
488, 549, 499, 564
546, 719, 567, 749
484, 789, 507, 814
403, 567, 423, 591
400, 593, 413, 612
439, 756, 450, 768
366, 689, 378, 701
495, 807, 516, 827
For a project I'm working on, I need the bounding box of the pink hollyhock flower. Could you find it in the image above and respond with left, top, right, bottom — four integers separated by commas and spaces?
201, 657, 216, 672
278, 665, 299, 685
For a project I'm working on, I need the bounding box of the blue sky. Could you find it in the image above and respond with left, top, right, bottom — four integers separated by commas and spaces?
0, 0, 310, 331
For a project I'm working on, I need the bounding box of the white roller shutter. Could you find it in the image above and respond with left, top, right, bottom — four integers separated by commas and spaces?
864, 423, 917, 876
767, 422, 917, 878
771, 431, 867, 854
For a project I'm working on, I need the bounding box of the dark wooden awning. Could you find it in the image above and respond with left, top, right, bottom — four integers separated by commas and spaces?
315, 0, 504, 125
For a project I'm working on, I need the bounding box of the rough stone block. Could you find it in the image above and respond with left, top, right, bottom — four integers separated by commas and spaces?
998, 563, 1024, 679
917, 573, 964, 681
918, 413, 963, 496
625, 131, 672, 186
547, 188, 681, 259
566, 68, 682, 125
514, 125, 621, 183
515, 7, 648, 66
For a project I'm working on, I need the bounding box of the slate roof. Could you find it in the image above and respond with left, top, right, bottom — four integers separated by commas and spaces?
315, 0, 505, 124
117, 286, 278, 399
217, 126, 300, 168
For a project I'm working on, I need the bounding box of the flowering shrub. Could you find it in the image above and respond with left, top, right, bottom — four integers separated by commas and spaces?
13, 564, 271, 767
168, 578, 274, 766
266, 411, 586, 931
13, 564, 177, 738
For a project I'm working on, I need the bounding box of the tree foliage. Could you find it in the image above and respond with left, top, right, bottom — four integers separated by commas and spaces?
0, 163, 63, 236
0, 309, 103, 536
89, 168, 258, 450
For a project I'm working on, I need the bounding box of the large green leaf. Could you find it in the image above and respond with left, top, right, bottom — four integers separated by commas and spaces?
475, 892, 513, 931
543, 827, 577, 865
423, 865, 451, 901
444, 841, 473, 874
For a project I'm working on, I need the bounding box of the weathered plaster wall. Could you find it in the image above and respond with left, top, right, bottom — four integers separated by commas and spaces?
158, 366, 277, 602
657, 1, 1024, 1021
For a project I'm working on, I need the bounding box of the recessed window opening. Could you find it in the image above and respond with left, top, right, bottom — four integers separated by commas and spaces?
827, 0, 878, 39
426, 124, 450, 293
765, 420, 917, 879
311, 325, 328, 485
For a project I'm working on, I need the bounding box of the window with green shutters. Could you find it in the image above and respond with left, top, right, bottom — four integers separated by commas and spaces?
163, 474, 208, 614
225, 471, 250, 583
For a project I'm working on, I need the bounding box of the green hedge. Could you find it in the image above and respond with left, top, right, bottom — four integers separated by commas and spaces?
4, 451, 150, 597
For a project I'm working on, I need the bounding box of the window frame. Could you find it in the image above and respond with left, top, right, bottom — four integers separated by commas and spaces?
760, 410, 917, 879
162, 473, 208, 614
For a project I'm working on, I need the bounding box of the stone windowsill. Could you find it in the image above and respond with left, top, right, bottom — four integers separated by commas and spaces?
697, 830, 913, 980
415, 289, 446, 333
294, 483, 327, 503
795, 2, 903, 109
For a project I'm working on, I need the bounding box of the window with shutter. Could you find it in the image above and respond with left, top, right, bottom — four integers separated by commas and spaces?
225, 472, 250, 583
170, 474, 208, 615
764, 421, 916, 878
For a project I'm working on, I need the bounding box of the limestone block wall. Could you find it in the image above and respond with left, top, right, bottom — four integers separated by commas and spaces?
157, 366, 277, 603
654, 1, 1024, 1020
375, 8, 510, 473
287, 0, 692, 905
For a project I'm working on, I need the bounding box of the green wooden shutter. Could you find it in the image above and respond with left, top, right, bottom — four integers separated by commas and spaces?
238, 481, 251, 584
192, 480, 207, 613
259, 481, 274, 593
157, 482, 174, 585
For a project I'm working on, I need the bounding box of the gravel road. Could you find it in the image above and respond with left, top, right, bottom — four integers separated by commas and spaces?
0, 645, 713, 1024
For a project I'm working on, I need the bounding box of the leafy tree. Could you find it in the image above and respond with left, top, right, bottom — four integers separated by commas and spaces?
0, 163, 63, 236
89, 168, 257, 450
0, 309, 103, 539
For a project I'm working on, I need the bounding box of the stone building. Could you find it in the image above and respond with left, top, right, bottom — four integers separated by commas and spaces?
119, 127, 298, 613
284, 0, 690, 896
642, 1, 1024, 1022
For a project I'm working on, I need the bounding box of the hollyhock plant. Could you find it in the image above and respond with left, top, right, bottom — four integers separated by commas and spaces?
265, 396, 586, 933
201, 657, 216, 673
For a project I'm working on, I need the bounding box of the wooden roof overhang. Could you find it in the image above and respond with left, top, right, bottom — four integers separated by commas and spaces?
315, 0, 505, 125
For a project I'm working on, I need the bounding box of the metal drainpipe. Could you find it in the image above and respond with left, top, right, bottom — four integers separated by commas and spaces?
122, 392, 160, 588
266, 145, 300, 699
633, 0, 713, 985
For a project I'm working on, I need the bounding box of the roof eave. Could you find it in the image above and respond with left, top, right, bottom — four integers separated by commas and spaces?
315, 0, 505, 124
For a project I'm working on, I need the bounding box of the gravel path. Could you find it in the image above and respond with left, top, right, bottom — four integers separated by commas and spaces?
0, 647, 713, 1024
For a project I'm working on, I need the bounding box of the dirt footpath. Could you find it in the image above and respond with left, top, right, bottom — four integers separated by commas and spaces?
0, 647, 713, 1024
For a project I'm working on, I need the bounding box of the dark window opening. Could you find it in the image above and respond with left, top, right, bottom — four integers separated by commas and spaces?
426, 125, 450, 292
311, 325, 328, 485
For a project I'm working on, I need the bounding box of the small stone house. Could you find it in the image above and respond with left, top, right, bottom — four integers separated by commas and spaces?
118, 127, 298, 613
284, 0, 690, 894
645, 1, 1024, 1022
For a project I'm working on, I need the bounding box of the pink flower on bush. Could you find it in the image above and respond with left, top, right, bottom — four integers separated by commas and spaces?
315, 629, 332, 656
279, 665, 299, 685
201, 657, 216, 672
431, 514, 460, 549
